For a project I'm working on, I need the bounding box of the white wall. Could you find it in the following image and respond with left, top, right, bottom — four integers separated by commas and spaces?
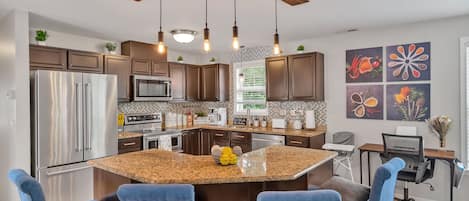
28, 29, 206, 65
29, 29, 120, 54
0, 9, 30, 201
282, 16, 469, 201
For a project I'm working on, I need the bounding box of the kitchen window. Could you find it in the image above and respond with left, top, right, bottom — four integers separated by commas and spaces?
233, 60, 268, 115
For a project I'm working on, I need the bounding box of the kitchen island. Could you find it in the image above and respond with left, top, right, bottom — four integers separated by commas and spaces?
89, 146, 336, 201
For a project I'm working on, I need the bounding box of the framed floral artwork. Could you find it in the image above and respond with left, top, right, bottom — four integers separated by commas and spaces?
346, 47, 383, 83
346, 85, 384, 120
386, 42, 431, 81
386, 84, 430, 121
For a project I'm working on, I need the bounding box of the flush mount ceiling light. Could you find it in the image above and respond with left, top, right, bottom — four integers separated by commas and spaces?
170, 29, 197, 43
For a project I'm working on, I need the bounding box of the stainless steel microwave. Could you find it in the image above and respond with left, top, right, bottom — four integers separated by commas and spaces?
132, 75, 172, 101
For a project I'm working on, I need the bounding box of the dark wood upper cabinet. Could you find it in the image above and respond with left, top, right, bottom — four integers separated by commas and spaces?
131, 58, 151, 75
266, 52, 324, 101
200, 64, 229, 102
30, 45, 67, 71
67, 50, 104, 73
152, 62, 169, 76
104, 55, 131, 101
266, 56, 289, 101
186, 65, 201, 101
121, 41, 167, 75
200, 64, 218, 101
169, 62, 186, 101
288, 53, 324, 101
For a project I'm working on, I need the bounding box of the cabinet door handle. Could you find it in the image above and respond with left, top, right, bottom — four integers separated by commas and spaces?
289, 140, 303, 145
123, 142, 136, 146
234, 135, 245, 139
215, 133, 225, 137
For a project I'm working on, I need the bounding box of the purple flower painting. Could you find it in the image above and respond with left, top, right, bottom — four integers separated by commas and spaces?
386, 42, 431, 81
386, 84, 431, 121
346, 85, 383, 120
346, 47, 383, 83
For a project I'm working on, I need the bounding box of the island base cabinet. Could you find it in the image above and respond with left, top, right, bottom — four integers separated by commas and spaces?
92, 159, 333, 201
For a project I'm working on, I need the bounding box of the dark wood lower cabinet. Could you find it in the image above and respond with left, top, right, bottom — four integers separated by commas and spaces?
183, 130, 201, 155
230, 132, 252, 153
118, 137, 142, 154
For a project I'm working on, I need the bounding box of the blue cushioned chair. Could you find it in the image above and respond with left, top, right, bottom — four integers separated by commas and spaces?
258, 190, 342, 201
8, 169, 46, 201
320, 157, 405, 201
117, 184, 195, 201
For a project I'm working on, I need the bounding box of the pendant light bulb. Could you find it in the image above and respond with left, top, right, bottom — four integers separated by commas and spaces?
232, 26, 239, 50
273, 33, 280, 55
203, 27, 211, 52
157, 31, 165, 54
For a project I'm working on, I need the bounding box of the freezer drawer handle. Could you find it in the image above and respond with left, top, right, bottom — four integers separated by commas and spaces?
46, 166, 91, 176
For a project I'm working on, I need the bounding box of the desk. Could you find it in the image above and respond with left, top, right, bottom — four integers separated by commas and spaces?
358, 143, 456, 201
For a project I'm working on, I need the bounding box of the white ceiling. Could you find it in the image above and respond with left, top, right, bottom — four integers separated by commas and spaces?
1, 0, 469, 54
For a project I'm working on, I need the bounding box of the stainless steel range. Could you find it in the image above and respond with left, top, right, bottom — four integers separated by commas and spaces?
123, 113, 183, 152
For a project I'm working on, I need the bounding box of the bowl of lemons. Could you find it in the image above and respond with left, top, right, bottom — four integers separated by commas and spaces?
211, 145, 243, 166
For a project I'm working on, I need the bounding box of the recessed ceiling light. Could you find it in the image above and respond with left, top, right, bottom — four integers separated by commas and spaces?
170, 29, 197, 44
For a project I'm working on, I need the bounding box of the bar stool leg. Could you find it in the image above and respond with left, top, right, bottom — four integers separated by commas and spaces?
347, 157, 354, 183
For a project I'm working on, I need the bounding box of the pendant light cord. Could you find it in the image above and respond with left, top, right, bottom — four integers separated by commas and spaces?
159, 0, 162, 31
234, 0, 237, 25
275, 0, 278, 33
205, 0, 208, 28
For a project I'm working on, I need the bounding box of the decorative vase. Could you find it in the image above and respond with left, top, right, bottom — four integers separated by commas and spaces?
440, 136, 446, 148
297, 50, 304, 53
37, 41, 46, 46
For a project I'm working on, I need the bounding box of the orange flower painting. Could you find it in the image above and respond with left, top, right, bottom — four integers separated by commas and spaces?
387, 84, 430, 121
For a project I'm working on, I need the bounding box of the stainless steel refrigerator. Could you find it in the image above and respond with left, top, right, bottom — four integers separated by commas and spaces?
31, 70, 118, 201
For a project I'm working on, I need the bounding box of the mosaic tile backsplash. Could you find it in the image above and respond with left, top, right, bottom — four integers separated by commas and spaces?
119, 46, 327, 126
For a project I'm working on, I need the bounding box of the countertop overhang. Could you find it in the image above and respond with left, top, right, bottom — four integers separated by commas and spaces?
88, 146, 337, 185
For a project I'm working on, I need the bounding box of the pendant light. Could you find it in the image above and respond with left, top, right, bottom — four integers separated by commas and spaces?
157, 0, 165, 54
273, 0, 281, 55
203, 0, 211, 52
232, 0, 240, 50
239, 45, 246, 83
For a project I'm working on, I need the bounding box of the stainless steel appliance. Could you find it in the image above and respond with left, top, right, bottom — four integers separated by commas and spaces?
208, 108, 227, 126
123, 113, 183, 152
251, 134, 285, 150
31, 70, 118, 201
132, 75, 172, 101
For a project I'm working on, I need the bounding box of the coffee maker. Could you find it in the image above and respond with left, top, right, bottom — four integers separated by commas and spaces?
208, 108, 227, 126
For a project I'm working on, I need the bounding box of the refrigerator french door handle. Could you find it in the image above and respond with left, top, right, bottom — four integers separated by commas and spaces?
84, 83, 92, 151
75, 83, 83, 152
46, 166, 91, 176
87, 83, 92, 150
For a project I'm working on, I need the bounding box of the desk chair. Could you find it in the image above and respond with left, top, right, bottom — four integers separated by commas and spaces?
322, 132, 356, 182
381, 133, 435, 201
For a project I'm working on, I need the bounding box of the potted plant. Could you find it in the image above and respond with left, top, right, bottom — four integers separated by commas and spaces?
209, 57, 216, 63
296, 45, 305, 53
35, 29, 48, 46
177, 56, 184, 63
105, 42, 117, 54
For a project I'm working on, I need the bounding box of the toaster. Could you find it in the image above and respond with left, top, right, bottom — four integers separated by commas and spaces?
272, 118, 287, 129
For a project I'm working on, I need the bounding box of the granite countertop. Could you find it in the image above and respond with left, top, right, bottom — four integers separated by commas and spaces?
88, 146, 337, 185
118, 132, 143, 140
169, 125, 327, 137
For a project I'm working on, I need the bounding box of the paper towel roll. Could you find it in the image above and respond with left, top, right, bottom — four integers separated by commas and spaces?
305, 110, 316, 129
